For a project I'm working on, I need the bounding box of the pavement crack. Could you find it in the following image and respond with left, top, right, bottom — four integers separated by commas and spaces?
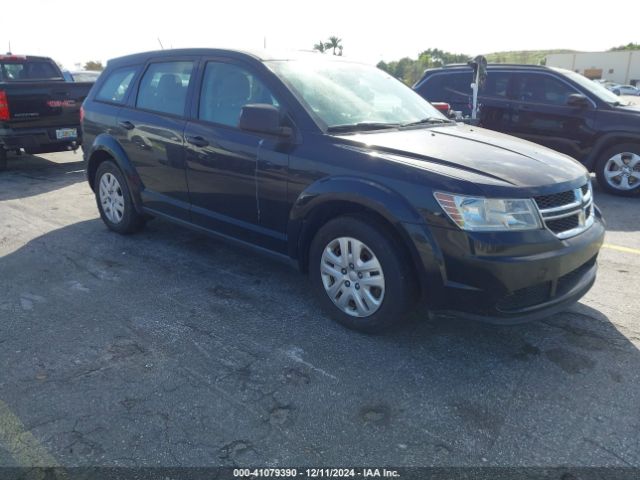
583, 438, 635, 466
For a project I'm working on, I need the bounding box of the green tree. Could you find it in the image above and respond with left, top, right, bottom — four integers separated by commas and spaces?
83, 61, 104, 71
378, 48, 471, 85
325, 36, 343, 56
419, 48, 471, 67
313, 41, 327, 53
609, 43, 640, 51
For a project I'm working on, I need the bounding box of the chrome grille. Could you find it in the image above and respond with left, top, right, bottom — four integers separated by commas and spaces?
534, 181, 594, 239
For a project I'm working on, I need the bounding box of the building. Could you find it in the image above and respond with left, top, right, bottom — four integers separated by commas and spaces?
546, 51, 640, 85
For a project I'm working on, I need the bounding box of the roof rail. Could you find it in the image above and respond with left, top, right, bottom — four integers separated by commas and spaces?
437, 63, 548, 69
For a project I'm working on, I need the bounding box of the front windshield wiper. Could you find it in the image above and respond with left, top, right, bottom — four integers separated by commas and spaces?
400, 117, 454, 127
326, 122, 400, 133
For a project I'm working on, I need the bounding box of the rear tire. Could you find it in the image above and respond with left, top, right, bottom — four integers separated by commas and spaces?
94, 160, 145, 234
0, 149, 7, 171
595, 143, 640, 196
308, 215, 417, 333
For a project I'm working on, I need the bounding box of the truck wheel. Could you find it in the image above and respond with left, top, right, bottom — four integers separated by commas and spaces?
94, 160, 145, 234
0, 149, 7, 171
595, 144, 640, 196
308, 216, 417, 333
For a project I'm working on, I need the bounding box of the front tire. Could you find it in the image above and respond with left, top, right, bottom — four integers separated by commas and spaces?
595, 143, 640, 196
308, 216, 417, 333
94, 160, 145, 234
0, 149, 7, 171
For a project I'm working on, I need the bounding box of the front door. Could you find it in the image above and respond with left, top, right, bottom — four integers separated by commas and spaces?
504, 72, 595, 160
183, 60, 289, 252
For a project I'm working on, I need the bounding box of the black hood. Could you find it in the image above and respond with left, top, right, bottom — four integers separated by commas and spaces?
338, 124, 589, 190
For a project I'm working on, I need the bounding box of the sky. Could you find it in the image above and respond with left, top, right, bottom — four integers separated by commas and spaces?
2, 0, 638, 69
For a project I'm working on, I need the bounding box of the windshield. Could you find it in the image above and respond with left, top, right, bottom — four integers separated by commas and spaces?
554, 68, 625, 104
267, 59, 446, 130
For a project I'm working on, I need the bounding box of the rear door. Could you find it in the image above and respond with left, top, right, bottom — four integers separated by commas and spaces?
116, 58, 197, 220
183, 58, 290, 252
82, 65, 139, 154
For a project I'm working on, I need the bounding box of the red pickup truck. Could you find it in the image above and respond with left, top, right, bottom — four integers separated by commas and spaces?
0, 54, 93, 170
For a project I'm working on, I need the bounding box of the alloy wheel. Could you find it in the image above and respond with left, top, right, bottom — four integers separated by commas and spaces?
603, 152, 640, 191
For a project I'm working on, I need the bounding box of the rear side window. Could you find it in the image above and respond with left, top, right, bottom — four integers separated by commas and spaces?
418, 72, 472, 103
136, 61, 194, 116
95, 67, 137, 104
0, 61, 60, 81
416, 74, 445, 101
445, 72, 473, 99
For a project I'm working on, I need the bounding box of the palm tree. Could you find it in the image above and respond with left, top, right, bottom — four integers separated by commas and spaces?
325, 36, 343, 56
313, 41, 326, 53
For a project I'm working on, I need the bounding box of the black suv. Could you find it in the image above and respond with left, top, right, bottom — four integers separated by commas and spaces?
414, 64, 640, 196
82, 49, 605, 332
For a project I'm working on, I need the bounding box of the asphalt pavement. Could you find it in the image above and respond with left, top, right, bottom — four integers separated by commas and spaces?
0, 148, 638, 468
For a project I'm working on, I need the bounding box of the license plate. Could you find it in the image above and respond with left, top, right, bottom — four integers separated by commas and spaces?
56, 128, 77, 140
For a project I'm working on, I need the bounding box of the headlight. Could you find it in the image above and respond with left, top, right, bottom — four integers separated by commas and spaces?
434, 192, 542, 231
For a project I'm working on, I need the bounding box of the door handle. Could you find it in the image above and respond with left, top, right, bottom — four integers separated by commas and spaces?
186, 135, 209, 147
118, 120, 135, 130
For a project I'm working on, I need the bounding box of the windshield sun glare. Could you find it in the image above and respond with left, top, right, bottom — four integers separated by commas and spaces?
268, 60, 445, 129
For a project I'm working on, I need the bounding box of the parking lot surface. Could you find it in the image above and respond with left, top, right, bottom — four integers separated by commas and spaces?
0, 149, 639, 468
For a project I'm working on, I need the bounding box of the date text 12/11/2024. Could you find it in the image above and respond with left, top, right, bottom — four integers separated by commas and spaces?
233, 468, 401, 478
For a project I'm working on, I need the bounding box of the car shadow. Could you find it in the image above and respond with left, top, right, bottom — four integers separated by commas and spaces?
0, 217, 638, 466
0, 151, 85, 201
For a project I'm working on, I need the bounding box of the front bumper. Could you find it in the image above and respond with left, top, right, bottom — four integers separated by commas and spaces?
403, 213, 605, 324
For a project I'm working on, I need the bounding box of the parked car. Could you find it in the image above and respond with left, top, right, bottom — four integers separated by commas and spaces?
610, 84, 640, 96
0, 54, 93, 170
414, 64, 640, 196
62, 70, 101, 83
82, 49, 605, 332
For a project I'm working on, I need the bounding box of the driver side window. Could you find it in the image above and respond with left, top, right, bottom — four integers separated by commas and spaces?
198, 62, 279, 127
514, 74, 578, 106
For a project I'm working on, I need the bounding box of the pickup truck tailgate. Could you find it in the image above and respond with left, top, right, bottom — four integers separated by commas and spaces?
3, 82, 92, 129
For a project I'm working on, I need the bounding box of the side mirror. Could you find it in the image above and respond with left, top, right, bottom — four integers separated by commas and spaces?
239, 104, 292, 137
567, 93, 589, 108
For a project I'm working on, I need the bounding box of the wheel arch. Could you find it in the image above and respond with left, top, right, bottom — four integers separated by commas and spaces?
86, 134, 144, 212
584, 132, 640, 170
287, 176, 432, 295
